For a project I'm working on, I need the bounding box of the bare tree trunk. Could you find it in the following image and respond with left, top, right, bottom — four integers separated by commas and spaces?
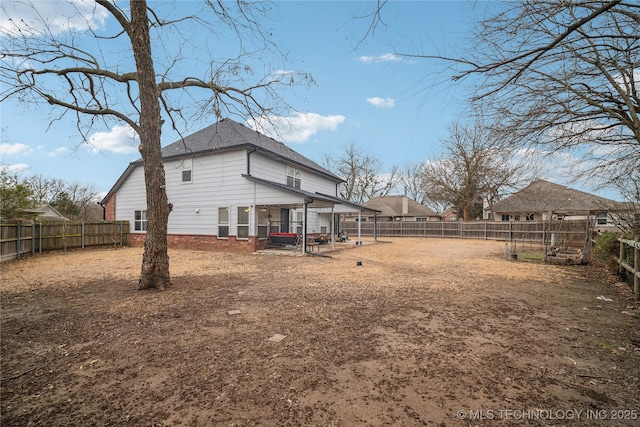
130, 0, 171, 290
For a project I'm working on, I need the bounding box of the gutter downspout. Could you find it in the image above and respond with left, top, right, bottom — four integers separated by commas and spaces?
98, 201, 106, 221
246, 147, 257, 176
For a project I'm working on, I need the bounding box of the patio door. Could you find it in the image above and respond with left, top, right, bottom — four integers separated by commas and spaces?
280, 208, 290, 233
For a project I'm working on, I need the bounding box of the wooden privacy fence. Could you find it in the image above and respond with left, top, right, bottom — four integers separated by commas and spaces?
0, 221, 129, 263
616, 238, 639, 301
340, 219, 590, 245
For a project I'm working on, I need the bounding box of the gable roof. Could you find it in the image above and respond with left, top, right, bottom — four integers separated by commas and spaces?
102, 118, 341, 203
364, 196, 438, 217
492, 179, 618, 214
160, 118, 340, 180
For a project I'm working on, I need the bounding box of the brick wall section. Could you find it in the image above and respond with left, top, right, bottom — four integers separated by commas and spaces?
103, 195, 116, 221
129, 233, 260, 253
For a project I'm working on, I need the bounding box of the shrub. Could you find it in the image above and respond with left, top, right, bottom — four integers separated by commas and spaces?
593, 232, 619, 270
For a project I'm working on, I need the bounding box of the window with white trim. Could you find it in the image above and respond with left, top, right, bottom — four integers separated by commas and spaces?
286, 166, 301, 189
134, 210, 147, 231
237, 206, 250, 239
596, 212, 607, 225
257, 207, 269, 239
218, 207, 229, 238
181, 158, 192, 183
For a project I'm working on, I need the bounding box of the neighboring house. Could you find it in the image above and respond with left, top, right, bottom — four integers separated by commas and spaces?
439, 207, 459, 222
489, 179, 621, 227
101, 118, 377, 252
24, 204, 70, 222
348, 195, 440, 222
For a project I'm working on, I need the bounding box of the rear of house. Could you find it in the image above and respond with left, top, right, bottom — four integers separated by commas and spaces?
101, 119, 372, 252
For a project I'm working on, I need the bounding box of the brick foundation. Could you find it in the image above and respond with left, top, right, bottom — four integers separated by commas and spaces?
129, 233, 260, 253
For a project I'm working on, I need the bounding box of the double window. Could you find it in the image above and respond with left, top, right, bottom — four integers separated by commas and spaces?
134, 210, 147, 231
286, 166, 301, 189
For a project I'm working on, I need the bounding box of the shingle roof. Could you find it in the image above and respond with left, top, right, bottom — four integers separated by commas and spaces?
364, 196, 438, 217
492, 180, 618, 214
159, 118, 341, 181
102, 118, 342, 203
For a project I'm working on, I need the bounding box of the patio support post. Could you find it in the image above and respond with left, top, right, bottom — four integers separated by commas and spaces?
303, 201, 309, 253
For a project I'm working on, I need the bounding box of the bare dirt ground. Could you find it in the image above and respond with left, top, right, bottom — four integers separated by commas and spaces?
1, 238, 639, 426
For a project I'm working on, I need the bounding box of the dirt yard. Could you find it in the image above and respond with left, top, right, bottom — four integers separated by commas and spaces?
1, 239, 639, 426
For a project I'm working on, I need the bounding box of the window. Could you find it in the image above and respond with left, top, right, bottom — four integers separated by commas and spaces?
286, 166, 301, 188
237, 206, 250, 239
416, 217, 428, 222
514, 214, 520, 221
218, 207, 229, 238
257, 207, 269, 239
596, 212, 607, 225
501, 214, 510, 221
134, 210, 147, 231
526, 213, 535, 221
182, 159, 192, 183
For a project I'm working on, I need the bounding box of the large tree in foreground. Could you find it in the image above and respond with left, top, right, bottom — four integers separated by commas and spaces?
1, 0, 303, 289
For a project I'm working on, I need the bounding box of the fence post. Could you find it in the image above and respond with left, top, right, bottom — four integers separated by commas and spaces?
39, 223, 42, 253
120, 222, 123, 247
484, 222, 487, 240
460, 222, 463, 238
82, 222, 85, 249
16, 223, 20, 260
32, 223, 35, 255
634, 240, 639, 302
619, 239, 626, 276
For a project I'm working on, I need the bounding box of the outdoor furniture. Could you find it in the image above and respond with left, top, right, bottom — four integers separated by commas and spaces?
264, 232, 299, 251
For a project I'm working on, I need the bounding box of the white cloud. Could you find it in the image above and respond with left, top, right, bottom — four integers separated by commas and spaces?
0, 143, 32, 156
367, 97, 395, 109
86, 124, 138, 154
48, 146, 71, 157
0, 163, 29, 174
358, 53, 402, 64
246, 112, 346, 144
1, 0, 108, 36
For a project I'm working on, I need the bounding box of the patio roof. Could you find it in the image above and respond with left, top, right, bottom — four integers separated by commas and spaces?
242, 175, 381, 214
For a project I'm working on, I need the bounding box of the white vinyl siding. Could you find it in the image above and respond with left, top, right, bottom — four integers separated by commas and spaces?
113, 147, 344, 238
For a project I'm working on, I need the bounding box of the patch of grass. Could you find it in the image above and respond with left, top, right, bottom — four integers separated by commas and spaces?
518, 252, 545, 262
597, 342, 617, 350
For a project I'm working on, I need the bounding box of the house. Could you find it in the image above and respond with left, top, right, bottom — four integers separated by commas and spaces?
439, 207, 459, 222
24, 204, 70, 222
348, 196, 440, 222
101, 118, 377, 252
489, 179, 621, 227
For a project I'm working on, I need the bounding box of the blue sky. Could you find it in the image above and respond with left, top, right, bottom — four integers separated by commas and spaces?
0, 1, 618, 200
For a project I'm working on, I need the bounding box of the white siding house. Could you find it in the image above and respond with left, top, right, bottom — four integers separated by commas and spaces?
102, 118, 377, 252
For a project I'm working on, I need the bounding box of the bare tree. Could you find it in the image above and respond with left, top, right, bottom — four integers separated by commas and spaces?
461, 1, 639, 190
400, 161, 429, 205
1, 1, 306, 290
421, 120, 530, 221
324, 142, 399, 204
